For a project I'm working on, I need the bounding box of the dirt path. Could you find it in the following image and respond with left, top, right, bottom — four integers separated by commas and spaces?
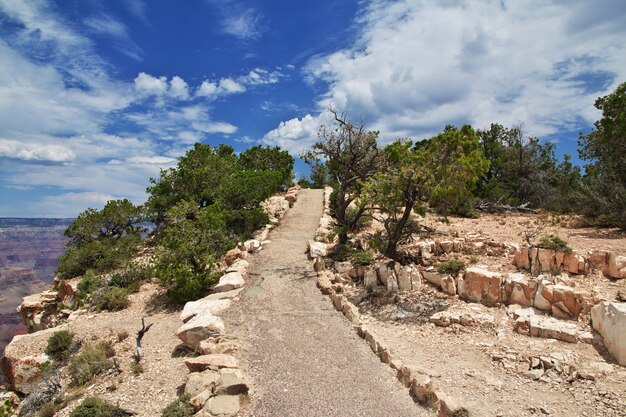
222, 189, 427, 417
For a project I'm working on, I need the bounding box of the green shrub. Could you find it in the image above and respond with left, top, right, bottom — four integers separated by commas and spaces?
69, 397, 131, 417
109, 264, 152, 293
161, 395, 195, 417
333, 244, 351, 261
96, 287, 130, 311
438, 259, 466, 274
76, 269, 104, 305
68, 341, 115, 387
38, 402, 57, 417
352, 251, 374, 266
536, 235, 572, 254
45, 330, 74, 363
0, 400, 13, 417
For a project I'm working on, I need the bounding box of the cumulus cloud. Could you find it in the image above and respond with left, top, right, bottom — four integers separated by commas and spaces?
218, 78, 246, 94
264, 0, 626, 153
134, 72, 168, 96
169, 76, 190, 100
0, 140, 75, 163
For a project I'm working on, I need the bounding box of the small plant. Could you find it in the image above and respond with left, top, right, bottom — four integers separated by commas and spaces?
131, 361, 143, 375
109, 264, 152, 293
367, 231, 386, 253
468, 255, 479, 264
366, 285, 374, 295
37, 402, 57, 417
333, 243, 351, 262
68, 341, 116, 387
438, 259, 466, 274
352, 251, 373, 266
0, 400, 14, 417
116, 330, 129, 342
69, 397, 131, 417
96, 287, 130, 311
161, 395, 195, 417
45, 330, 74, 363
76, 269, 103, 305
536, 234, 573, 254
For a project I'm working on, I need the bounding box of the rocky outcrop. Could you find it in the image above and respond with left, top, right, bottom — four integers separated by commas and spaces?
591, 302, 626, 366
457, 267, 503, 306
17, 277, 81, 333
1, 332, 52, 394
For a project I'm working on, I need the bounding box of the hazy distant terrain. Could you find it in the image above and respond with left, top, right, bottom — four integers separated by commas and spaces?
0, 218, 72, 370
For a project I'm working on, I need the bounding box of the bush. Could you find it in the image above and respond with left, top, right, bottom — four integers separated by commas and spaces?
109, 264, 152, 293
352, 251, 373, 266
0, 400, 13, 417
45, 330, 74, 363
96, 287, 130, 311
438, 259, 466, 274
69, 397, 131, 417
76, 269, 104, 306
68, 341, 115, 387
161, 395, 195, 417
333, 244, 351, 262
536, 235, 572, 254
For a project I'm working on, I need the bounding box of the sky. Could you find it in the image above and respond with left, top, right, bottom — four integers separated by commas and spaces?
0, 0, 624, 218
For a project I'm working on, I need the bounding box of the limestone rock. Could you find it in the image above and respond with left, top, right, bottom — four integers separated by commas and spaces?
395, 264, 420, 291
334, 261, 352, 274
181, 298, 232, 323
308, 240, 332, 258
528, 316, 578, 343
458, 267, 503, 306
363, 269, 378, 287
0, 339, 49, 394
537, 248, 556, 272
589, 250, 609, 273
198, 340, 240, 355
503, 273, 537, 307
377, 264, 394, 286
203, 395, 240, 416
185, 354, 239, 373
437, 392, 467, 417
533, 279, 554, 312
190, 389, 213, 411
261, 195, 289, 220
215, 372, 248, 396
213, 272, 245, 293
185, 370, 220, 397
591, 302, 626, 365
225, 259, 249, 274
317, 271, 334, 295
176, 314, 225, 349
607, 253, 626, 279
411, 373, 437, 407
341, 301, 360, 324
223, 248, 247, 266
243, 239, 262, 253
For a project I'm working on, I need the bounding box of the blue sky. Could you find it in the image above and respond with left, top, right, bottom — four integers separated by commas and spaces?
0, 0, 625, 217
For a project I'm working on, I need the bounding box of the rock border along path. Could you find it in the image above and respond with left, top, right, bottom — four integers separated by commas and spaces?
221, 189, 427, 417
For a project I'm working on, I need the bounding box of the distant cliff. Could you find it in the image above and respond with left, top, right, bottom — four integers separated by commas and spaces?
0, 218, 72, 378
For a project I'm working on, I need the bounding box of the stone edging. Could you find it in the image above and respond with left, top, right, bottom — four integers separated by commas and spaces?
311, 187, 468, 417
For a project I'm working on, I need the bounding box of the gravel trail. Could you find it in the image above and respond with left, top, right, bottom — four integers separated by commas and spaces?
222, 189, 428, 417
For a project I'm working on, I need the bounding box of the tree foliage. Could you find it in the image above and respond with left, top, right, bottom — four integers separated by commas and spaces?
303, 108, 381, 243
57, 199, 143, 279
361, 140, 431, 260
239, 145, 294, 188
578, 82, 626, 228
424, 125, 489, 216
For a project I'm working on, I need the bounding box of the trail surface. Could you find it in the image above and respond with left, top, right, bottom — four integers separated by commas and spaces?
222, 189, 427, 417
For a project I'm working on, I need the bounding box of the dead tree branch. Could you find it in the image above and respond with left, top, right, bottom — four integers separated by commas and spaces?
135, 317, 153, 362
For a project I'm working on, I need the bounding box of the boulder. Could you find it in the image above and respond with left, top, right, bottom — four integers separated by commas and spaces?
377, 264, 394, 286
563, 252, 582, 274
411, 373, 437, 407
440, 241, 454, 254
308, 240, 331, 258
176, 314, 225, 350
589, 250, 610, 274
215, 372, 249, 396
437, 392, 467, 417
551, 285, 593, 319
342, 301, 360, 324
457, 267, 503, 306
223, 248, 247, 266
225, 259, 249, 274
607, 253, 626, 279
591, 302, 626, 366
181, 298, 232, 323
363, 269, 378, 288
185, 354, 239, 373
243, 239, 262, 253
0, 338, 49, 394
198, 340, 240, 355
528, 316, 578, 343
537, 248, 556, 272
213, 272, 245, 293
533, 279, 554, 312
317, 271, 334, 295
503, 273, 537, 307
334, 261, 352, 274
203, 395, 240, 416
185, 370, 220, 397
395, 265, 413, 291
261, 196, 289, 220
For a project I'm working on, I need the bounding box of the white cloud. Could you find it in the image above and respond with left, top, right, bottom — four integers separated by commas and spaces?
222, 8, 262, 40
37, 192, 118, 218
197, 80, 218, 98
240, 68, 282, 85
83, 12, 143, 61
134, 72, 168, 96
264, 0, 626, 153
218, 78, 246, 94
169, 76, 190, 100
0, 139, 75, 162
